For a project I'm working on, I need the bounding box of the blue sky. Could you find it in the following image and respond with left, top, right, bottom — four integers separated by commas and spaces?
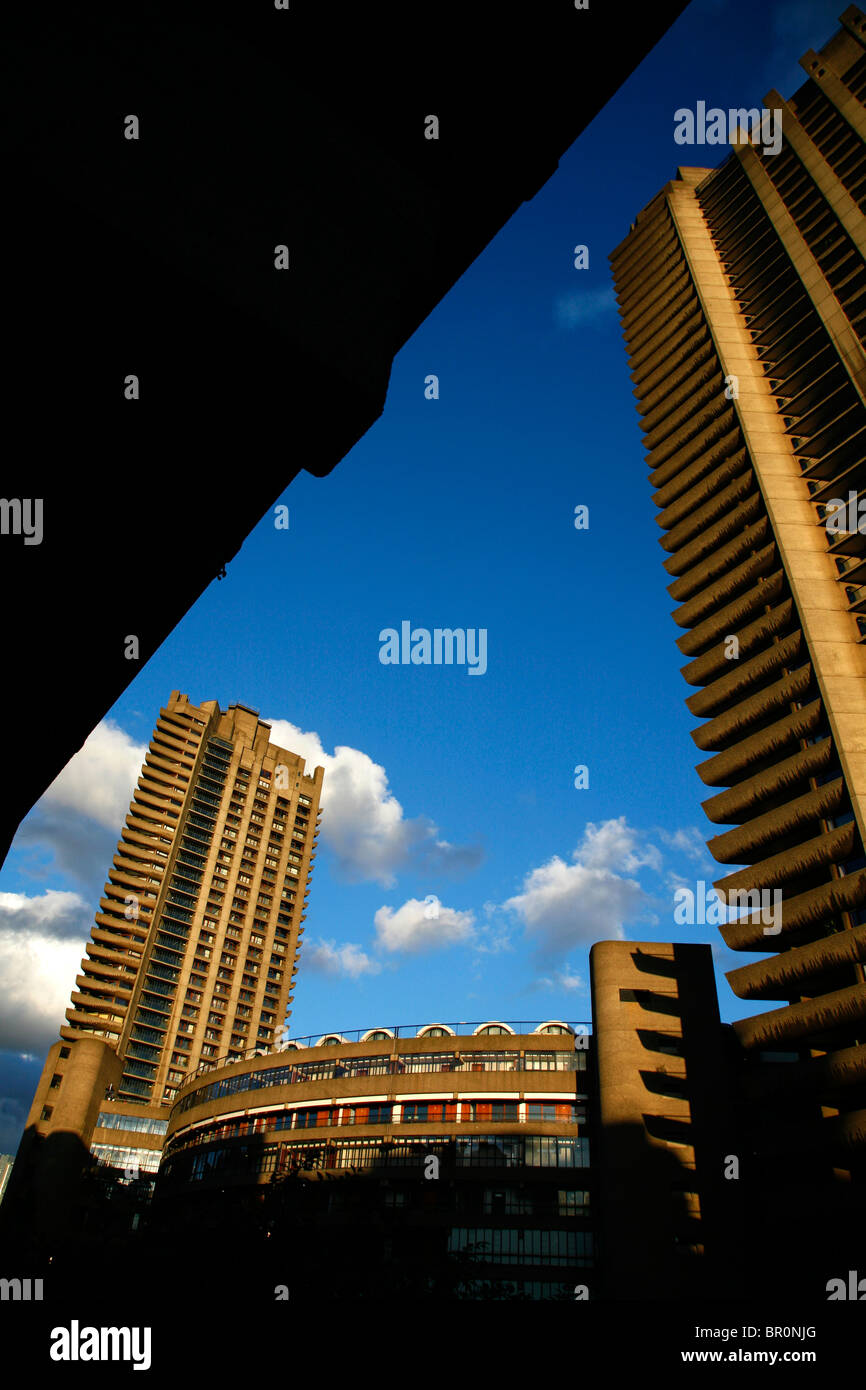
0, 0, 845, 1152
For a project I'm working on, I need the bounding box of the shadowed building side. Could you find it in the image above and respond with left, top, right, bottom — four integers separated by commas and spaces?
1, 1038, 122, 1251
590, 940, 740, 1300
1, 0, 691, 870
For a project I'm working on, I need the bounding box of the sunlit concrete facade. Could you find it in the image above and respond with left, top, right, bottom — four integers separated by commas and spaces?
610, 7, 866, 1262
156, 1021, 595, 1299
61, 692, 323, 1103
4, 694, 323, 1237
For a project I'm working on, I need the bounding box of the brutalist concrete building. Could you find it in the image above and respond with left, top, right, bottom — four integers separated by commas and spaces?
609, 5, 866, 1291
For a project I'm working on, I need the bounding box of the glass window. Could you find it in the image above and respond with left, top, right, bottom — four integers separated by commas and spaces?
344, 1103, 392, 1125
482, 1187, 533, 1215
90, 1144, 161, 1175
558, 1189, 590, 1214
525, 1136, 589, 1168
293, 1107, 333, 1129
96, 1112, 168, 1135
525, 1052, 573, 1071
527, 1102, 576, 1123
456, 1136, 522, 1168
402, 1102, 457, 1123
469, 1102, 519, 1123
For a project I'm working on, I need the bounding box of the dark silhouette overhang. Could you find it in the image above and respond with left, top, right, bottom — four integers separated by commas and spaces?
2, 1, 688, 865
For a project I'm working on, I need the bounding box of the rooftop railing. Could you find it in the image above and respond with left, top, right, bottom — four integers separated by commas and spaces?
175, 1020, 592, 1091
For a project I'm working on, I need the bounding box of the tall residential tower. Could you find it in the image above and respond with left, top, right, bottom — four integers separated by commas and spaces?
5, 693, 322, 1237
63, 692, 322, 1102
610, 9, 866, 1207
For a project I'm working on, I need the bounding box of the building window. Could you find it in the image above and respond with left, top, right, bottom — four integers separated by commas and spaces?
40, 1106, 53, 1120
558, 1189, 590, 1215
482, 1187, 533, 1216
49, 1073, 63, 1089
448, 1227, 593, 1267
525, 1136, 589, 1168
525, 1052, 569, 1072
90, 1144, 161, 1175
344, 1104, 393, 1125
527, 1103, 576, 1123
294, 1108, 331, 1129
402, 1102, 457, 1123
469, 1102, 519, 1123
96, 1113, 168, 1136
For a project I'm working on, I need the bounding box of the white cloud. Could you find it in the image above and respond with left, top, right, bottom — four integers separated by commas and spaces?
472, 921, 513, 955
16, 713, 481, 894
265, 718, 481, 887
302, 939, 382, 978
579, 818, 662, 874
0, 889, 91, 938
40, 720, 147, 831
13, 719, 148, 890
0, 891, 91, 1054
658, 826, 710, 863
536, 966, 585, 992
502, 818, 657, 959
373, 898, 477, 954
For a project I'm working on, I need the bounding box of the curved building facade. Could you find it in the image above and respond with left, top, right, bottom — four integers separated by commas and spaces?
156, 1022, 594, 1299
